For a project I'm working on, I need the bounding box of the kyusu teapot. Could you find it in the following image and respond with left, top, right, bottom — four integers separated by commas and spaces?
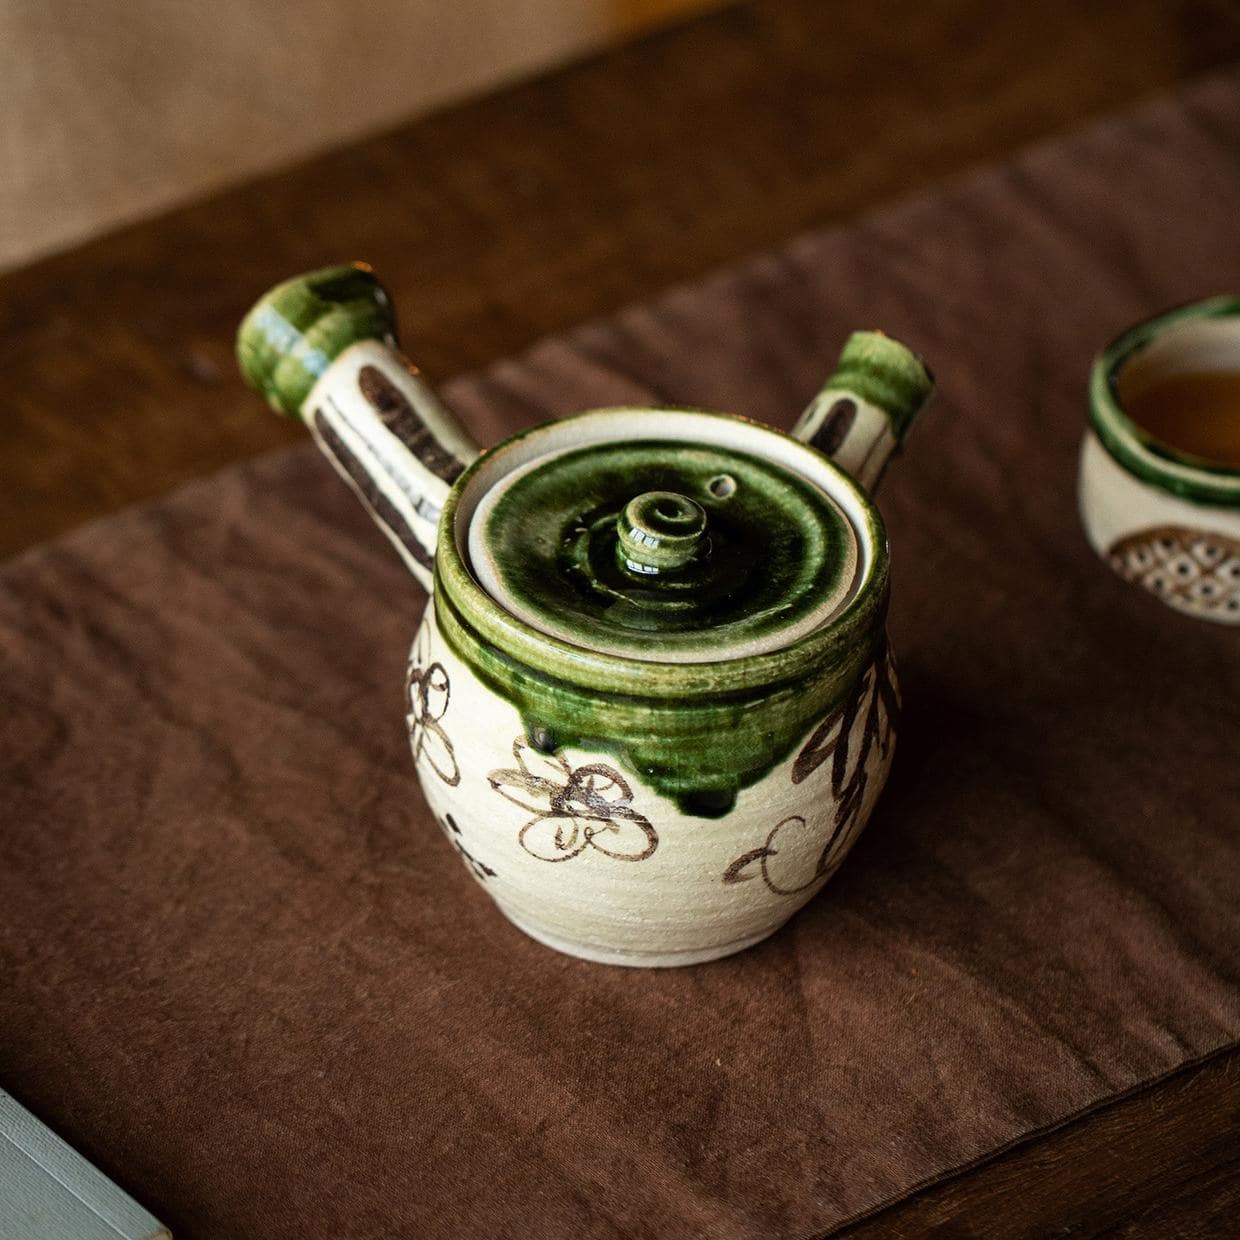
238, 264, 933, 966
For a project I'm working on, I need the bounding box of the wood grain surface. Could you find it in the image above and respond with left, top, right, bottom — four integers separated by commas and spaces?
2, 0, 1239, 1235
836, 1047, 1240, 1239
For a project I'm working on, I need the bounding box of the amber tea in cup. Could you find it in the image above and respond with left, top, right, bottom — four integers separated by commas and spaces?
1120, 369, 1240, 469
1081, 296, 1240, 624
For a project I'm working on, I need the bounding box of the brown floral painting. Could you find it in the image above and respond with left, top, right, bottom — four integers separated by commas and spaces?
405, 628, 460, 787
488, 737, 658, 863
1107, 525, 1240, 620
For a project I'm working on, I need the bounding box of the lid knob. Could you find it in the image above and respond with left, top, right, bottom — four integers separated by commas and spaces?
616, 491, 709, 577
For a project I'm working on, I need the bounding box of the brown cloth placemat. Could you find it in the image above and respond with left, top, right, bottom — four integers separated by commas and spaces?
4, 75, 1240, 1240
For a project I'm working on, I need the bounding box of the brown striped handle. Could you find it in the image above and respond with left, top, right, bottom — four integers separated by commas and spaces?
303, 341, 480, 591
237, 265, 480, 592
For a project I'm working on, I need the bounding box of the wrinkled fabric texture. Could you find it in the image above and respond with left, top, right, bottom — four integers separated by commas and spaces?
3, 76, 1240, 1240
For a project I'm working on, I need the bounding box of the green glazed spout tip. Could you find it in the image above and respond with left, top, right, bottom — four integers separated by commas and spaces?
831, 330, 934, 441
236, 263, 398, 419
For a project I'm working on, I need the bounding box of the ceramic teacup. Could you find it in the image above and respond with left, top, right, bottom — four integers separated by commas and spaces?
1080, 296, 1240, 623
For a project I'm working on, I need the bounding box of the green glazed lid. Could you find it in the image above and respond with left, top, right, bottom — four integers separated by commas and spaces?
437, 406, 888, 705
467, 438, 858, 662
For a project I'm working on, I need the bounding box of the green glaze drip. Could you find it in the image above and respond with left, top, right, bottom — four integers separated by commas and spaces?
480, 440, 853, 659
236, 263, 397, 418
434, 584, 884, 817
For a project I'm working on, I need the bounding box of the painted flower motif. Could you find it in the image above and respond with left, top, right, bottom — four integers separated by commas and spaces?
723, 647, 899, 895
488, 737, 658, 863
405, 628, 460, 787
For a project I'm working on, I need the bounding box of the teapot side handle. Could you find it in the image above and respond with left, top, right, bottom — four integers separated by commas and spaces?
302, 341, 478, 592
792, 331, 933, 494
237, 265, 480, 593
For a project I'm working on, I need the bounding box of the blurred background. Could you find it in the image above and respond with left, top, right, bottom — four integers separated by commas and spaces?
5, 0, 1240, 557
0, 0, 720, 272
6, 1, 1240, 276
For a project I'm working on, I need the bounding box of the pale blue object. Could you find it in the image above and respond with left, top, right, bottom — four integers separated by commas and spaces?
0, 1090, 168, 1240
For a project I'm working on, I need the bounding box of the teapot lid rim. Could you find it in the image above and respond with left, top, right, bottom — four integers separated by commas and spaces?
435, 406, 889, 698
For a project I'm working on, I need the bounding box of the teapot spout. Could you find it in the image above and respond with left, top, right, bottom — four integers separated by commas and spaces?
237, 264, 480, 593
792, 331, 933, 493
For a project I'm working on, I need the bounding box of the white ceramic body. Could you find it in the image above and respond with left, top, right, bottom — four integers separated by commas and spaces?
1079, 432, 1240, 622
406, 603, 899, 967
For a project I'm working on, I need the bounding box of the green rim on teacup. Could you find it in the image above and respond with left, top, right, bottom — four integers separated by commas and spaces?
1089, 295, 1240, 508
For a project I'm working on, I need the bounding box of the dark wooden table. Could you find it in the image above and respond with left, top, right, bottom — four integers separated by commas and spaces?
3, 1, 1238, 1234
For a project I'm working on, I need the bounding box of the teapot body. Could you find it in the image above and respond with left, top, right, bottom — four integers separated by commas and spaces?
409, 399, 903, 965
408, 598, 899, 966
